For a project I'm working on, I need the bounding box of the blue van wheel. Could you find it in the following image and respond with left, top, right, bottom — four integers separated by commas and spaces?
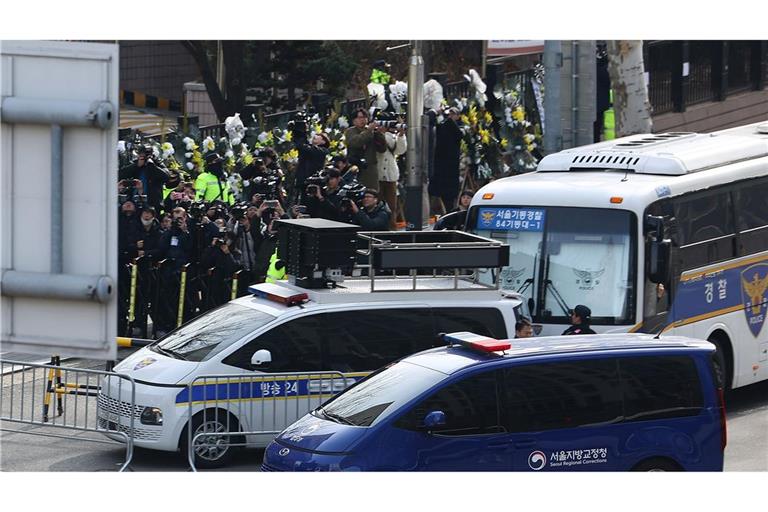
631, 458, 682, 472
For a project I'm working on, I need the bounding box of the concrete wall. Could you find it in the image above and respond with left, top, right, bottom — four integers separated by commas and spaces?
653, 89, 768, 133
184, 82, 218, 126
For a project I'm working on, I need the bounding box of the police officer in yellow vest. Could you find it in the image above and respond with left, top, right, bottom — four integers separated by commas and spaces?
195, 153, 235, 205
266, 249, 286, 283
602, 89, 616, 141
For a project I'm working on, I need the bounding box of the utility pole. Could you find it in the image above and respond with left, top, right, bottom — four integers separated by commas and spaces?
543, 40, 563, 154
405, 40, 425, 231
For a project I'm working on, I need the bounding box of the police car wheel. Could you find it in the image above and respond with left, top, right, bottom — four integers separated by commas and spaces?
183, 411, 241, 469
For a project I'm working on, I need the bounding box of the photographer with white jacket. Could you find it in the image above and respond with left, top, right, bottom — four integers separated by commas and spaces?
376, 123, 406, 230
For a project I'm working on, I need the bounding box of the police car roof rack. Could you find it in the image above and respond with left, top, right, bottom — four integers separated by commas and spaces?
355, 230, 510, 293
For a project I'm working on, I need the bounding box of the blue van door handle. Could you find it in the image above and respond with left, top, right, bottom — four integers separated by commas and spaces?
514, 440, 536, 448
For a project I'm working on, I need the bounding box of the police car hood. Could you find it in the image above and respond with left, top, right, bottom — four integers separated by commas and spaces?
275, 412, 368, 454
112, 347, 197, 385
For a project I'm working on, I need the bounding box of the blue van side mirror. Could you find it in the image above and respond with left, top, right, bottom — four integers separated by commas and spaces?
423, 410, 446, 429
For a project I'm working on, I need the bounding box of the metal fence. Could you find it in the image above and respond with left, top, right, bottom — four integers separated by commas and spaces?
183, 371, 350, 471
119, 256, 243, 339
0, 358, 137, 471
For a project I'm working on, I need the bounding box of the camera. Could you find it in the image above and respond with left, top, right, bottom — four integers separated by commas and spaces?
373, 110, 406, 131
305, 171, 328, 197
250, 174, 280, 200
287, 110, 312, 141
231, 202, 249, 220
337, 182, 367, 210
189, 201, 208, 220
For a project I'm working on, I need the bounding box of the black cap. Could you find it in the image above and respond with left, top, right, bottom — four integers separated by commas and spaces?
326, 169, 341, 178
372, 59, 390, 69
572, 304, 591, 320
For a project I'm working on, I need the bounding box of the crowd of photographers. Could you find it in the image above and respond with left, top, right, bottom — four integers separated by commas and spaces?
117, 107, 415, 338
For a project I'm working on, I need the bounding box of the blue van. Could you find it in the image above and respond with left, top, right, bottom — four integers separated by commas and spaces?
262, 332, 726, 471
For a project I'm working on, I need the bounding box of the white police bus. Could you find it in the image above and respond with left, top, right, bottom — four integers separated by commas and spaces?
469, 121, 768, 390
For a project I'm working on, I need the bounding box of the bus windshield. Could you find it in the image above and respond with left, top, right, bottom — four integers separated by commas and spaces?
472, 206, 636, 326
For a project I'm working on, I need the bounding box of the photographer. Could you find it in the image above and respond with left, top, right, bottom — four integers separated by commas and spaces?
303, 168, 343, 221
429, 107, 464, 212
331, 155, 360, 184
153, 209, 194, 336
118, 145, 170, 212
200, 228, 239, 308
344, 108, 385, 191
375, 116, 407, 230
195, 152, 235, 206
231, 208, 261, 294
294, 131, 330, 198
345, 188, 391, 231
253, 208, 284, 284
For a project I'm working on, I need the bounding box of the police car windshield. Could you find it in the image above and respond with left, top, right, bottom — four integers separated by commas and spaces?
153, 304, 275, 362
318, 361, 446, 427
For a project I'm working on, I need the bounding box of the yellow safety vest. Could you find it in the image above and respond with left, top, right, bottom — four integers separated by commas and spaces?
266, 250, 286, 283
194, 171, 234, 205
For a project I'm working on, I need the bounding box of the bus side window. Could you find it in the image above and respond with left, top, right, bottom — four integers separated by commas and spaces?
733, 178, 768, 256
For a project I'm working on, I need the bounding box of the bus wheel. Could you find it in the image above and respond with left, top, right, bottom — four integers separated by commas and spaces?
631, 458, 682, 472
708, 335, 732, 391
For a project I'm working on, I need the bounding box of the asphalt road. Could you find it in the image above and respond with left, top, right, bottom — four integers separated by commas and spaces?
1, 359, 766, 472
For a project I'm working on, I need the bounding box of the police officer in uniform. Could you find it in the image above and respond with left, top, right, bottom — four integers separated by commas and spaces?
562, 304, 597, 335
195, 153, 234, 205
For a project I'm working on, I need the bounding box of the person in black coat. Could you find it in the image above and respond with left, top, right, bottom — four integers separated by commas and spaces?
562, 304, 597, 335
118, 146, 170, 212
429, 108, 463, 211
345, 189, 391, 231
293, 132, 330, 199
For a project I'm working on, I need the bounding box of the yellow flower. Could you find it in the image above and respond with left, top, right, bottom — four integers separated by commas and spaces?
484, 112, 493, 124
282, 149, 299, 162
500, 138, 509, 149
479, 129, 490, 145
330, 140, 339, 149
460, 115, 470, 125
526, 144, 534, 152
243, 153, 253, 165
314, 124, 323, 134
284, 130, 293, 142
512, 107, 525, 123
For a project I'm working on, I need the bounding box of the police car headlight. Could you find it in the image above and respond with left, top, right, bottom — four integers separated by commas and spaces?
140, 407, 163, 425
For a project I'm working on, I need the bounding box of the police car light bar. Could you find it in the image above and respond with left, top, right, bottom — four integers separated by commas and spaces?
443, 332, 511, 353
248, 283, 308, 306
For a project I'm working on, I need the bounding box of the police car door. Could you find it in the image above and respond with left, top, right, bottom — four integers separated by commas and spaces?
502, 359, 623, 471
383, 368, 513, 471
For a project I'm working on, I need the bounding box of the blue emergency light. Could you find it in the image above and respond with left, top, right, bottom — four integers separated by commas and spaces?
442, 331, 512, 353
248, 283, 308, 306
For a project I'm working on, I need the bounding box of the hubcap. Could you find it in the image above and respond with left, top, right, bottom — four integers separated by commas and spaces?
194, 420, 228, 461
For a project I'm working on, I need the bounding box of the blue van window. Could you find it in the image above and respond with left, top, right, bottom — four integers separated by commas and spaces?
502, 359, 622, 432
394, 370, 503, 435
619, 356, 704, 421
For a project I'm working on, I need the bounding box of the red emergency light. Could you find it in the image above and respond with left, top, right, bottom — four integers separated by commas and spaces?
248, 283, 308, 306
443, 332, 512, 353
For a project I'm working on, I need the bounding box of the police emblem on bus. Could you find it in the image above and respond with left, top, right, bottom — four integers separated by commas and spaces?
741, 263, 768, 337
480, 210, 495, 227
528, 450, 546, 471
574, 268, 605, 290
133, 357, 156, 370
501, 267, 526, 287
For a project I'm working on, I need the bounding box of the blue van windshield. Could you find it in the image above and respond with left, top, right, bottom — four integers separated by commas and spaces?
318, 362, 446, 427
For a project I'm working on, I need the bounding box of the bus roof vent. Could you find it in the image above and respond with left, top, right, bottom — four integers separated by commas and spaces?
538, 132, 768, 176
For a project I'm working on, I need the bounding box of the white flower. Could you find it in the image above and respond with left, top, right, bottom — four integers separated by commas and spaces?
182, 137, 193, 144
117, 141, 126, 153
367, 83, 388, 110
186, 162, 194, 170
224, 149, 234, 159
337, 116, 349, 129
231, 137, 241, 146
185, 152, 193, 158
202, 137, 215, 153
160, 142, 175, 159
224, 113, 246, 142
423, 79, 444, 111
257, 131, 270, 143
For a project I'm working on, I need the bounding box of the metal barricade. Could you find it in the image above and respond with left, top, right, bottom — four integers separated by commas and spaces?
0, 358, 137, 471
184, 371, 349, 471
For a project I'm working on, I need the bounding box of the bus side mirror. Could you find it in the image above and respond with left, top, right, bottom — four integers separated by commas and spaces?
250, 349, 272, 368
648, 238, 670, 284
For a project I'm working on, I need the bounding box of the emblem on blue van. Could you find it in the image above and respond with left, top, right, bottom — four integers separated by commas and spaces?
279, 448, 290, 457
741, 263, 768, 337
528, 451, 546, 471
133, 357, 156, 370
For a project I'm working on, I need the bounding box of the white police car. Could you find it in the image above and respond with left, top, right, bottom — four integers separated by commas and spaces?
99, 279, 529, 468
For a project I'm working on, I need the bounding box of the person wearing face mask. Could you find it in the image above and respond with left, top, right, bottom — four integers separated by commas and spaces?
136, 207, 162, 260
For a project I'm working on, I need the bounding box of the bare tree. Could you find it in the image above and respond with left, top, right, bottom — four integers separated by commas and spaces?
606, 40, 653, 136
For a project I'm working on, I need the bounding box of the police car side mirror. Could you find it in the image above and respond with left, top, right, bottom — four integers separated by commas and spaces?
250, 349, 272, 368
423, 410, 446, 431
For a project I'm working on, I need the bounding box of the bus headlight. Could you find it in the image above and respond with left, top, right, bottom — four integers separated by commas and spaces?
140, 407, 163, 425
